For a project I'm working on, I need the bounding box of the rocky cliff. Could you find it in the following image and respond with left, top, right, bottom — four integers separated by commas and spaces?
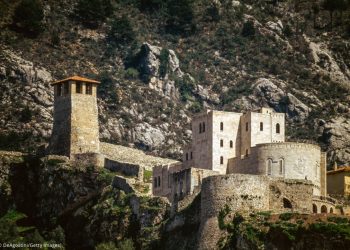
0, 1, 349, 163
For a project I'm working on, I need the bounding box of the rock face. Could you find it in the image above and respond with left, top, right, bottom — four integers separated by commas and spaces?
134, 122, 166, 150
252, 78, 310, 122
136, 42, 184, 98
321, 117, 350, 167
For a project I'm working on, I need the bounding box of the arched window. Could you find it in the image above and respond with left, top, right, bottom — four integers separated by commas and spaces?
220, 156, 223, 165
230, 140, 233, 148
330, 207, 334, 214
312, 204, 317, 213
220, 122, 223, 131
220, 139, 223, 147
260, 122, 263, 131
202, 122, 206, 132
199, 123, 202, 133
267, 159, 272, 175
283, 198, 292, 209
279, 159, 284, 175
276, 123, 280, 134
321, 205, 327, 213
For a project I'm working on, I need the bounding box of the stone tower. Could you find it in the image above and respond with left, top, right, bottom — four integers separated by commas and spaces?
48, 76, 100, 158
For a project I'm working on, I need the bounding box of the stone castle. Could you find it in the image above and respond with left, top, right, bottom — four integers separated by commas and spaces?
153, 108, 335, 214
48, 76, 338, 226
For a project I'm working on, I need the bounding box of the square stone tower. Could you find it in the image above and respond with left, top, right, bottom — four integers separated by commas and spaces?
240, 108, 285, 156
183, 110, 242, 174
48, 76, 100, 158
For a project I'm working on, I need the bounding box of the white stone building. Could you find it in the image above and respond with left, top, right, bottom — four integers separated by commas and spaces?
153, 108, 332, 213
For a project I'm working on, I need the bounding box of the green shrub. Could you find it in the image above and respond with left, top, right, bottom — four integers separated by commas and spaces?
175, 76, 195, 102
189, 101, 202, 113
241, 21, 255, 37
11, 0, 44, 37
165, 0, 195, 35
108, 16, 136, 46
75, 0, 113, 28
327, 216, 349, 224
220, 82, 252, 106
96, 242, 118, 250
143, 170, 152, 183
283, 24, 293, 37
279, 212, 293, 221
159, 49, 170, 78
125, 68, 139, 79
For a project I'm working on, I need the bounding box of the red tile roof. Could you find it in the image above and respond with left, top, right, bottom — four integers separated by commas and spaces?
51, 75, 100, 85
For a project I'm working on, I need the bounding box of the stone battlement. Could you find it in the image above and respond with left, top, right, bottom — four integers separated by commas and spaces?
256, 142, 320, 150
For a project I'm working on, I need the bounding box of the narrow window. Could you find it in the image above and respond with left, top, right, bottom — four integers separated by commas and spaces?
202, 122, 205, 132
246, 122, 248, 131
279, 159, 284, 175
199, 123, 202, 134
230, 140, 233, 148
260, 122, 263, 131
220, 139, 223, 147
76, 83, 82, 93
168, 174, 171, 188
220, 122, 223, 131
186, 153, 189, 161
276, 123, 280, 134
57, 84, 62, 96
220, 156, 224, 165
158, 176, 161, 187
245, 149, 248, 157
154, 177, 157, 187
86, 83, 93, 95
64, 82, 69, 95
267, 159, 272, 175
190, 152, 193, 159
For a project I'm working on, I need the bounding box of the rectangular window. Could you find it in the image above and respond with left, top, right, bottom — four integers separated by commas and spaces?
64, 82, 69, 95
246, 122, 248, 131
220, 139, 223, 147
76, 83, 82, 93
190, 152, 193, 159
57, 84, 62, 96
220, 122, 223, 131
220, 156, 223, 164
86, 83, 93, 95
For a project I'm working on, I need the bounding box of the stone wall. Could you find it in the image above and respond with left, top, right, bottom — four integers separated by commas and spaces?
48, 95, 72, 156
105, 158, 143, 180
228, 142, 322, 195
197, 174, 313, 249
70, 88, 100, 156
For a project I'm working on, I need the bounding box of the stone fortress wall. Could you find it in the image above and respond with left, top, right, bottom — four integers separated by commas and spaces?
198, 174, 313, 250
228, 142, 325, 196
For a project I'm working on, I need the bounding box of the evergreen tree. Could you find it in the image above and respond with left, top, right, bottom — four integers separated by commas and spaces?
166, 0, 195, 35
75, 0, 113, 28
12, 0, 44, 37
323, 0, 348, 30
